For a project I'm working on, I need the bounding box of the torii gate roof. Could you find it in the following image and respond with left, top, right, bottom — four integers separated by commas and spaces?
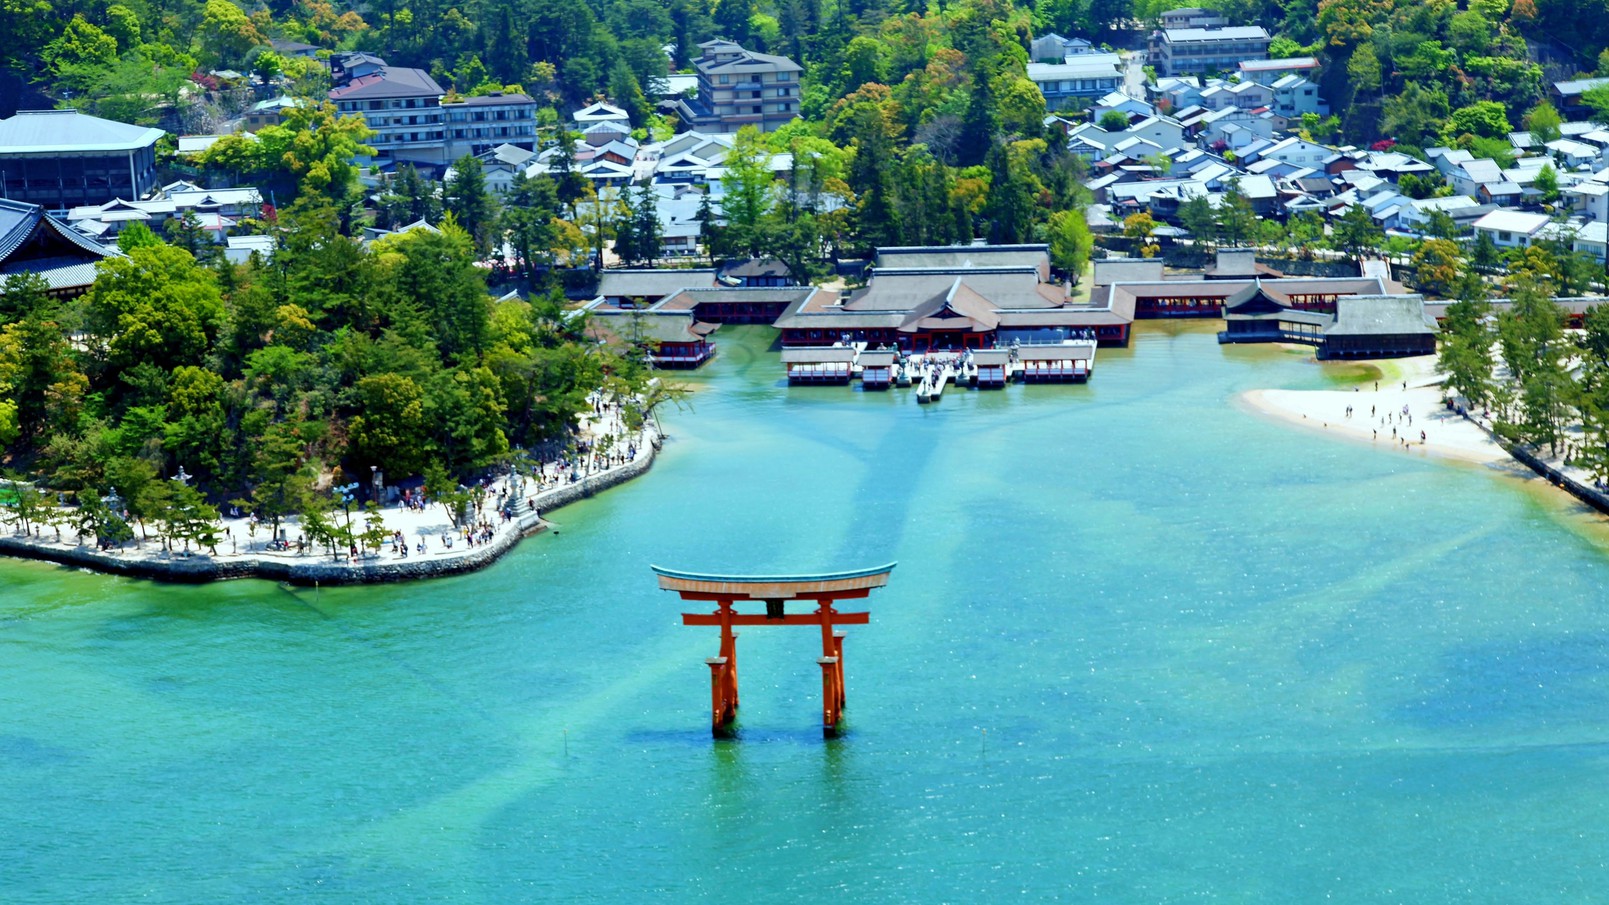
652, 563, 896, 599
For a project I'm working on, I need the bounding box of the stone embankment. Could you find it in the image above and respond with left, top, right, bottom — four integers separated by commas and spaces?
0, 428, 660, 586
1463, 415, 1609, 517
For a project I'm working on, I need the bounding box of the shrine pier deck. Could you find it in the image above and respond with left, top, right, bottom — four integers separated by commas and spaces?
783, 343, 1096, 401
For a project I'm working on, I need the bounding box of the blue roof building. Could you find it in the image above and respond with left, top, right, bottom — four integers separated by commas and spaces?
0, 110, 164, 210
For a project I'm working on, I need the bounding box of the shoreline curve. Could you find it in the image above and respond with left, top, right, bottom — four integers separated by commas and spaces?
0, 428, 661, 586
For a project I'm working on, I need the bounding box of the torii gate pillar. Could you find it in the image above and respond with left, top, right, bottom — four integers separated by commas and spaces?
654, 563, 896, 738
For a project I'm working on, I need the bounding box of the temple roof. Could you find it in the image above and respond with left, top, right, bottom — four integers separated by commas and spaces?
0, 199, 118, 293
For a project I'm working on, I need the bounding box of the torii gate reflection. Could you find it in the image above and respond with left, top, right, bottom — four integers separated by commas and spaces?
653, 563, 896, 738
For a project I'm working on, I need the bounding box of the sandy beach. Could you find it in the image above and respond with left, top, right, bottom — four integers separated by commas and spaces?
1239, 354, 1507, 466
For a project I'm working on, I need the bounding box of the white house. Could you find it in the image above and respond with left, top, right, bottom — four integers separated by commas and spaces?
1258, 136, 1335, 168
1027, 55, 1124, 108
1090, 92, 1156, 121
1471, 209, 1553, 248
1270, 75, 1327, 122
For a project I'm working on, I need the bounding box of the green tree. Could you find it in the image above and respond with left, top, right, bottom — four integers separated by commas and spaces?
347, 373, 429, 479
250, 420, 312, 543
1, 474, 47, 536
104, 455, 161, 540
983, 142, 1035, 245
720, 127, 778, 259
1446, 101, 1512, 139
1495, 278, 1570, 451
1347, 43, 1382, 96
1576, 306, 1609, 481
83, 243, 225, 375
0, 271, 53, 331
502, 171, 560, 280
1178, 195, 1216, 247
1437, 292, 1495, 410
1216, 182, 1258, 248
376, 164, 443, 230
198, 0, 265, 69
445, 155, 499, 257
377, 221, 492, 364
1046, 209, 1093, 284
1412, 238, 1464, 298
1098, 110, 1129, 131
1332, 205, 1383, 263
1534, 163, 1560, 204
1525, 100, 1563, 145
42, 14, 119, 77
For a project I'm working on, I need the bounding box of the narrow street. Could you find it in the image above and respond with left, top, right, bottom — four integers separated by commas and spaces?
1121, 50, 1147, 101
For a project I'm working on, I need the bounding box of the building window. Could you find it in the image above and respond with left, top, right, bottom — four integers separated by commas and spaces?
720, 75, 730, 84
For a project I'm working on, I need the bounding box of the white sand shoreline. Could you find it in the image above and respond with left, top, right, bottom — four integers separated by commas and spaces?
1239, 355, 1508, 466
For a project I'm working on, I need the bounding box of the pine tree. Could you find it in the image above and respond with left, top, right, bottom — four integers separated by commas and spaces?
983, 143, 1032, 244
445, 155, 499, 258
631, 181, 662, 267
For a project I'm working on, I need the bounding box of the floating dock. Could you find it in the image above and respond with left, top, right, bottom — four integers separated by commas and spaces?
782, 347, 858, 384
781, 342, 1096, 398
1017, 342, 1095, 382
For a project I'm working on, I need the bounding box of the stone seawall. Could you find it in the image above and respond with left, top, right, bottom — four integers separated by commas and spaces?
0, 429, 660, 586
1507, 444, 1609, 517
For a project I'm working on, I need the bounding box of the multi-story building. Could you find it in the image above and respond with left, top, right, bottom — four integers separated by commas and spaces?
1270, 75, 1328, 122
331, 68, 536, 167
441, 92, 538, 159
1237, 56, 1320, 86
1028, 55, 1124, 108
675, 40, 802, 133
1159, 7, 1228, 29
1151, 26, 1271, 76
331, 67, 447, 165
0, 110, 163, 210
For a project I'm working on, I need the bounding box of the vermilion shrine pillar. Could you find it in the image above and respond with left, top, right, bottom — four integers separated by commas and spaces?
653, 563, 896, 738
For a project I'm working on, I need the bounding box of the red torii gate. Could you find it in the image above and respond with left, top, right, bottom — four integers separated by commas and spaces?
653, 563, 896, 738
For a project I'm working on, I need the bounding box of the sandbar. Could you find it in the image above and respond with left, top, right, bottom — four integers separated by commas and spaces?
1239, 354, 1507, 466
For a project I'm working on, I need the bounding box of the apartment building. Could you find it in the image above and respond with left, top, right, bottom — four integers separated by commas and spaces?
1028, 55, 1124, 108
1151, 26, 1271, 76
675, 40, 802, 133
331, 66, 448, 165
331, 65, 535, 166
1159, 7, 1228, 28
441, 92, 538, 159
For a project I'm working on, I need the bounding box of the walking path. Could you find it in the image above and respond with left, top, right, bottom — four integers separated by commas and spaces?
0, 400, 661, 585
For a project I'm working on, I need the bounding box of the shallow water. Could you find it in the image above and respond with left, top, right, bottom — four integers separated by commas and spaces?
5, 323, 1609, 903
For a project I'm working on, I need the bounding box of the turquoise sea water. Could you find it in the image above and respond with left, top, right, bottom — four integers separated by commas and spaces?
6, 323, 1609, 903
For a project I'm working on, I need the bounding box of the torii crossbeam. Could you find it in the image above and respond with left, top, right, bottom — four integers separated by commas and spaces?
653, 563, 896, 738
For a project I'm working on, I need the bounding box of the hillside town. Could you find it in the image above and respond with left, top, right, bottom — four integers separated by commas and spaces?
8, 0, 1609, 541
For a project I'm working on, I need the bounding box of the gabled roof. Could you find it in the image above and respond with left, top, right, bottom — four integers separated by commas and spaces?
0, 199, 119, 292
0, 110, 165, 154
1459, 159, 1505, 183
0, 199, 117, 261
1324, 295, 1434, 336
696, 41, 802, 74
329, 67, 443, 101
1471, 209, 1550, 234
1239, 56, 1319, 71
574, 101, 630, 122
597, 268, 717, 299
